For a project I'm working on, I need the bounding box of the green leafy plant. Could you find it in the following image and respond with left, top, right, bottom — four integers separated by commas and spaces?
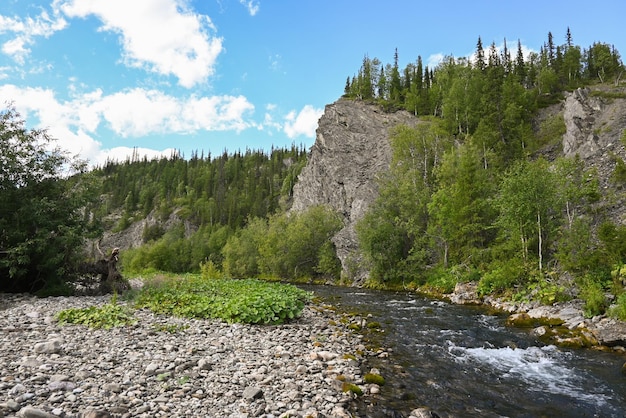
134, 276, 311, 325
56, 295, 136, 329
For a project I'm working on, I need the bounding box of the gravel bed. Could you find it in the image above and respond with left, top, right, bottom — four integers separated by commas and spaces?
0, 293, 373, 418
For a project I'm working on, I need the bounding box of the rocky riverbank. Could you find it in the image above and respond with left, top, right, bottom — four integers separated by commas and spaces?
449, 282, 626, 351
0, 292, 377, 418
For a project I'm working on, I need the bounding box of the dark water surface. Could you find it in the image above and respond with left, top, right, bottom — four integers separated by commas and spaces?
305, 285, 626, 418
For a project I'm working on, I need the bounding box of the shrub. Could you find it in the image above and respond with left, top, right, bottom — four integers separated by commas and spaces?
579, 276, 607, 318
608, 293, 626, 320
478, 259, 526, 296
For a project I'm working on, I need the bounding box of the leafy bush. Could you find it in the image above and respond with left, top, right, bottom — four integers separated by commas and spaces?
608, 293, 626, 320
579, 276, 607, 318
134, 276, 311, 325
478, 259, 526, 296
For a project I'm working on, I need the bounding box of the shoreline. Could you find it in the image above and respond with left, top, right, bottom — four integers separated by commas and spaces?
0, 293, 374, 418
446, 282, 626, 351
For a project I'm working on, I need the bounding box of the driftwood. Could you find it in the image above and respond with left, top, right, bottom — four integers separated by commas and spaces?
79, 247, 130, 294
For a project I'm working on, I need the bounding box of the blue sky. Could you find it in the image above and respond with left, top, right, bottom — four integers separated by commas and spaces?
1, 0, 624, 166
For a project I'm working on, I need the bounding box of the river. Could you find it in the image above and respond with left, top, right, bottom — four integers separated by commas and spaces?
305, 285, 626, 418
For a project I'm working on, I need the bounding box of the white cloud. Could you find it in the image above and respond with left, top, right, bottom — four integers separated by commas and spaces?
0, 9, 67, 64
283, 105, 322, 139
427, 53, 445, 69
239, 0, 260, 16
57, 0, 223, 88
0, 84, 255, 165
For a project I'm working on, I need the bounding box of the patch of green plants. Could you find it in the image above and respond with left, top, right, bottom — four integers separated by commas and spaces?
608, 293, 626, 320
133, 275, 311, 325
513, 274, 569, 305
56, 294, 136, 329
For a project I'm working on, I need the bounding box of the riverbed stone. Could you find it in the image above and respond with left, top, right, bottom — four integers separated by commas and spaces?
0, 293, 370, 417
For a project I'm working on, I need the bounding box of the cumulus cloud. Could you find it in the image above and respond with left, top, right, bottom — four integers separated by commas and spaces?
56, 0, 223, 88
0, 10, 67, 64
283, 105, 322, 139
0, 84, 255, 165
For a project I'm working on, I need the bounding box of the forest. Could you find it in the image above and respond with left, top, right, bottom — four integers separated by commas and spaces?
1, 29, 626, 320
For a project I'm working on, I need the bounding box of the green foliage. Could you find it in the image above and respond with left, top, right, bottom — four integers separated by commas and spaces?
133, 276, 312, 325
495, 158, 561, 271
341, 382, 363, 396
513, 273, 569, 305
56, 295, 136, 329
0, 106, 97, 293
200, 260, 224, 280
608, 293, 626, 320
610, 154, 626, 184
598, 221, 626, 264
478, 259, 527, 296
222, 217, 267, 278
536, 113, 566, 147
258, 206, 343, 280
578, 276, 607, 318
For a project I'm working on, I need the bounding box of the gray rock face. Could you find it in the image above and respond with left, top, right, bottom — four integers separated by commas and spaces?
562, 87, 604, 158
291, 99, 418, 283
562, 87, 626, 188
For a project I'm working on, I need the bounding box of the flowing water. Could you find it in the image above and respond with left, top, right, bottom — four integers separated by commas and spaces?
306, 285, 626, 418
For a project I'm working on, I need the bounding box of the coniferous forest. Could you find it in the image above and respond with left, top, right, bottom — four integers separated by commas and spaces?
2, 29, 626, 320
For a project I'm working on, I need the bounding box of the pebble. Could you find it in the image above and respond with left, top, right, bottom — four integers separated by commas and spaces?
0, 293, 369, 417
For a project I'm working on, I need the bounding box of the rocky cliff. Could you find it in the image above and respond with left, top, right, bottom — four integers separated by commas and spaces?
290, 98, 418, 283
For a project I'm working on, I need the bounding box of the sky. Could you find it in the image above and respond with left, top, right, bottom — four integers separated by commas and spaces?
0, 0, 625, 167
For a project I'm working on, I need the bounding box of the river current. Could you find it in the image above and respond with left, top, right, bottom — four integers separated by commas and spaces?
305, 285, 626, 418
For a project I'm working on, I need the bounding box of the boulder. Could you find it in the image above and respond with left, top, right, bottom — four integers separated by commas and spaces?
449, 282, 481, 305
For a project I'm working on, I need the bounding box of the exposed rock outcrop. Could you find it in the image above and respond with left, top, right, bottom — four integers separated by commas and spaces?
562, 86, 626, 190
291, 99, 418, 283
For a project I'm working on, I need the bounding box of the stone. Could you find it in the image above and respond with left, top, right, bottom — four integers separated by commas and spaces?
197, 357, 212, 370
505, 313, 535, 328
449, 282, 482, 305
18, 406, 57, 418
242, 386, 263, 400
81, 410, 112, 418
143, 362, 159, 376
33, 339, 62, 354
410, 407, 437, 418
48, 381, 76, 392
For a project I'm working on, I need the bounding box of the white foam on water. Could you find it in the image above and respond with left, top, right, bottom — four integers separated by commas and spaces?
449, 344, 612, 406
